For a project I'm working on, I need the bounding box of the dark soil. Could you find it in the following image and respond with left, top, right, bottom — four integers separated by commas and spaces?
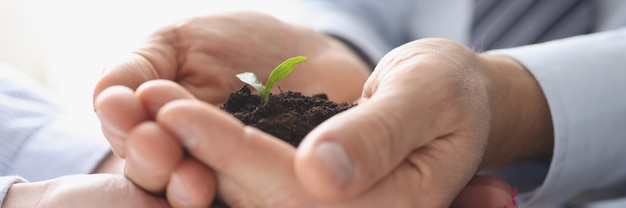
212, 86, 354, 207
220, 86, 355, 147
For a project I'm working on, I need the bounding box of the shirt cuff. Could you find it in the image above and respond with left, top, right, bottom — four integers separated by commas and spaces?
488, 28, 626, 206
287, 1, 391, 65
0, 176, 27, 206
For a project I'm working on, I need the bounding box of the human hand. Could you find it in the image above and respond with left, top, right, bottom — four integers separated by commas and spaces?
291, 38, 552, 206
93, 11, 368, 207
2, 174, 169, 208
93, 11, 369, 159
121, 79, 516, 207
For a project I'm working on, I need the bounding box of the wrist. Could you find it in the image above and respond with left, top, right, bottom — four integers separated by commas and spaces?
290, 23, 371, 74
3, 181, 47, 207
325, 34, 376, 70
478, 54, 554, 169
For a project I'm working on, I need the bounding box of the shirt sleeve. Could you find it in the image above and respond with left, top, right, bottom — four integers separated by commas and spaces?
287, 0, 412, 65
0, 176, 26, 207
287, 0, 471, 66
0, 64, 112, 182
488, 28, 626, 207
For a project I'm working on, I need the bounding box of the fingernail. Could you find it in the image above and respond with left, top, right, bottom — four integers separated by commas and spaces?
170, 173, 192, 205
315, 142, 354, 187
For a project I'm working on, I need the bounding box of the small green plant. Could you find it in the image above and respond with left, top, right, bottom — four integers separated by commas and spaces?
236, 56, 307, 103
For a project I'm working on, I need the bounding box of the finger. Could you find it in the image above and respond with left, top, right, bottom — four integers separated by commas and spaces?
298, 135, 497, 207
125, 121, 184, 193
167, 157, 217, 208
466, 175, 515, 192
135, 79, 197, 118
157, 100, 312, 206
94, 85, 148, 158
451, 175, 517, 208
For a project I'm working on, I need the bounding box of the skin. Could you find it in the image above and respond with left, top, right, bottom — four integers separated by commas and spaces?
93, 11, 551, 207
2, 174, 169, 208
1, 147, 165, 207
93, 11, 369, 207
96, 80, 515, 208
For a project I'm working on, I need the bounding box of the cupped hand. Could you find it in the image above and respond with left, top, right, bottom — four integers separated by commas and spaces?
93, 10, 368, 161
289, 38, 494, 207
92, 11, 368, 207
3, 174, 169, 208
126, 79, 516, 207
292, 37, 549, 207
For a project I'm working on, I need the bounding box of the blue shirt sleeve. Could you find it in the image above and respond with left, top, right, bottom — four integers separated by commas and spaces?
289, 0, 472, 65
0, 64, 111, 183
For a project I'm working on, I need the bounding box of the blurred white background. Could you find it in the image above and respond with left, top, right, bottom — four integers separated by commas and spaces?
0, 0, 297, 130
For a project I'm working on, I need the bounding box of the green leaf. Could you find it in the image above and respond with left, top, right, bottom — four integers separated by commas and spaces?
263, 56, 307, 100
235, 56, 307, 103
236, 72, 265, 94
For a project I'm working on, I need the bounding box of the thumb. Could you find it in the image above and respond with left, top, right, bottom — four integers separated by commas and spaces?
294, 76, 446, 201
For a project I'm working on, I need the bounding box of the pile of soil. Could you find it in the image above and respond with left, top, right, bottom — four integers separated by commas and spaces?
220, 86, 355, 146
213, 86, 353, 207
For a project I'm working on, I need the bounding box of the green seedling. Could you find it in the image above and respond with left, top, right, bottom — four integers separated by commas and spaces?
236, 56, 307, 103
